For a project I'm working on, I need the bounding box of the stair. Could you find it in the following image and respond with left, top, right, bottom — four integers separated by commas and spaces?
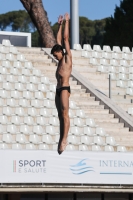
17, 47, 133, 151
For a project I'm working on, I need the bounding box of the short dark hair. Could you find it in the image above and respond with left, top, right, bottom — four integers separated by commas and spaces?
51, 44, 64, 55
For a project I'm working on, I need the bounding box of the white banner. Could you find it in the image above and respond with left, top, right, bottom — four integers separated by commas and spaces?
0, 150, 133, 184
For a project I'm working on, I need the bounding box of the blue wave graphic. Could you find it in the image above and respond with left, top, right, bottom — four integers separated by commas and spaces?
70, 159, 95, 175
73, 170, 94, 175
70, 159, 88, 168
70, 167, 93, 171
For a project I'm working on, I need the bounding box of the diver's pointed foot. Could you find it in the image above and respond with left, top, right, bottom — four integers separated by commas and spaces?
58, 141, 68, 155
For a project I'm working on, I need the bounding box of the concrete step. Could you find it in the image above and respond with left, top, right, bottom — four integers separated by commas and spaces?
84, 79, 117, 87
25, 54, 48, 59
116, 141, 133, 147
75, 67, 97, 73
70, 93, 91, 98
106, 131, 133, 137
85, 109, 109, 114
114, 99, 132, 103
102, 127, 129, 133
34, 65, 57, 70
20, 50, 45, 55
70, 96, 95, 101
71, 50, 83, 57
114, 136, 133, 142
86, 113, 114, 119
71, 89, 86, 93
99, 88, 127, 94
18, 47, 42, 52
81, 72, 108, 80
118, 104, 133, 110
75, 101, 100, 106
73, 60, 90, 65
73, 65, 97, 70
33, 62, 56, 68
79, 105, 105, 109
27, 58, 53, 63
101, 90, 126, 96
95, 118, 119, 123
112, 94, 125, 100
96, 122, 124, 128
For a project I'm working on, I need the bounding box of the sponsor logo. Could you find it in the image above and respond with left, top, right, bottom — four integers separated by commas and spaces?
13, 160, 46, 174
99, 160, 133, 175
70, 159, 95, 175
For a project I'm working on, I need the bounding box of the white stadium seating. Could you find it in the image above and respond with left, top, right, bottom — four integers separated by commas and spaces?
73, 44, 82, 50
103, 45, 112, 52
83, 44, 92, 51
2, 39, 12, 46
0, 39, 130, 153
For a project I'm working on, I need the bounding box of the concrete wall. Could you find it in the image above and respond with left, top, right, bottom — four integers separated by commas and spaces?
0, 31, 31, 47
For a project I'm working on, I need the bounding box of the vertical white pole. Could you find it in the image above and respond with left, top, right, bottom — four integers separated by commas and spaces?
109, 74, 111, 99
70, 0, 79, 49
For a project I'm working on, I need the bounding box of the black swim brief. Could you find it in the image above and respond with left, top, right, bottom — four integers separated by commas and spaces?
56, 86, 71, 97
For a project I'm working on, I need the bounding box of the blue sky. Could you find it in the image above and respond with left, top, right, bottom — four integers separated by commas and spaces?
0, 0, 121, 25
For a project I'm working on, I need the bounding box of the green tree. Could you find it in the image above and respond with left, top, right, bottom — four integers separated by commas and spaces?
0, 10, 35, 32
32, 31, 42, 47
93, 19, 106, 46
79, 17, 105, 47
103, 0, 133, 49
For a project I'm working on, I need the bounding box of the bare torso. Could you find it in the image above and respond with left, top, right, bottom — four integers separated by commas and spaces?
56, 55, 72, 89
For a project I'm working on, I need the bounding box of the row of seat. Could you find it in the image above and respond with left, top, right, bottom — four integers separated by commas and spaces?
108, 73, 133, 81
0, 53, 27, 62
0, 98, 54, 108
0, 115, 98, 127
90, 58, 133, 67
0, 89, 52, 100
0, 142, 127, 152
0, 99, 79, 110
0, 107, 92, 119
2, 61, 33, 69
0, 67, 44, 76
0, 107, 91, 119
108, 74, 133, 95
0, 75, 51, 85
98, 65, 133, 74
0, 133, 119, 146
0, 64, 48, 78
116, 80, 133, 88
0, 124, 106, 136
74, 44, 132, 54
82, 51, 133, 61
0, 66, 45, 77
0, 46, 18, 54
0, 82, 55, 93
97, 68, 133, 82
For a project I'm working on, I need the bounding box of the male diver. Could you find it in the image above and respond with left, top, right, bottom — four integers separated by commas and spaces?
51, 13, 72, 154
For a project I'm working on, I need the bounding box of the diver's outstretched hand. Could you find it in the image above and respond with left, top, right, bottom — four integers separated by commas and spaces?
64, 13, 70, 21
58, 15, 64, 25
